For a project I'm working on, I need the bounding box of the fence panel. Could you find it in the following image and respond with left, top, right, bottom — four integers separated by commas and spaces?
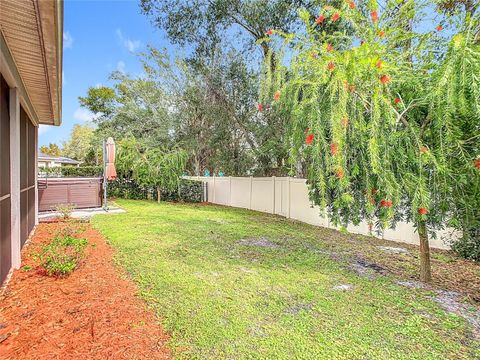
231, 177, 251, 209
185, 176, 456, 250
251, 178, 274, 213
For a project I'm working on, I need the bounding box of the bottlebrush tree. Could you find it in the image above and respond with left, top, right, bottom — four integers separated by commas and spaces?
261, 1, 480, 281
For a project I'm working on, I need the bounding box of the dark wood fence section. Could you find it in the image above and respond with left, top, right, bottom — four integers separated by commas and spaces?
38, 178, 103, 212
0, 74, 12, 284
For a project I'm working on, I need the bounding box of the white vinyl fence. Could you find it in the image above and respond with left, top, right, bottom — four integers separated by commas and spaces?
186, 176, 457, 250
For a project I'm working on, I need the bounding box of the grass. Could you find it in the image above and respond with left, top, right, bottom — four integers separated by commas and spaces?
92, 200, 479, 359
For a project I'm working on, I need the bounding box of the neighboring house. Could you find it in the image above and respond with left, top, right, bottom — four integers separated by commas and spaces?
38, 152, 81, 168
0, 1, 63, 284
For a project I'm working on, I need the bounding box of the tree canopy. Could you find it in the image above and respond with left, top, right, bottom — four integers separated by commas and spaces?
262, 0, 479, 279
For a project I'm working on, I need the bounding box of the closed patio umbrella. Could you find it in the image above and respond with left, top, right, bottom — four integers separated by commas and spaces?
105, 137, 117, 181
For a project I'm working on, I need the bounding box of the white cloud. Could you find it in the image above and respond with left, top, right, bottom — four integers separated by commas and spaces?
117, 60, 126, 74
38, 125, 50, 136
63, 31, 73, 49
73, 108, 99, 122
116, 29, 141, 52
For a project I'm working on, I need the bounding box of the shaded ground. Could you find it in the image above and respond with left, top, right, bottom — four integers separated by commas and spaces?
93, 200, 480, 359
0, 222, 170, 360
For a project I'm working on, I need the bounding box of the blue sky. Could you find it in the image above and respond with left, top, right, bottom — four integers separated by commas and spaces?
39, 0, 175, 146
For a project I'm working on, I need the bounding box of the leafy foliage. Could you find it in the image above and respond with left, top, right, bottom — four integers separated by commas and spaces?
263, 2, 479, 264
35, 224, 88, 277
54, 203, 74, 219
39, 143, 62, 157
62, 124, 96, 164
115, 137, 187, 196
41, 166, 103, 177
108, 178, 203, 203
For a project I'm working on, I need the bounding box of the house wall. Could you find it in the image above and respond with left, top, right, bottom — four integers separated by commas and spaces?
187, 176, 458, 250
0, 73, 38, 285
0, 73, 12, 283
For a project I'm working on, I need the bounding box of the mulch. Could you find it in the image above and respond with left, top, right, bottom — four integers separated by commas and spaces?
0, 222, 171, 360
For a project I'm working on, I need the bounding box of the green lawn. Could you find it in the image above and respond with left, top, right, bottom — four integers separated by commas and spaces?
92, 200, 479, 359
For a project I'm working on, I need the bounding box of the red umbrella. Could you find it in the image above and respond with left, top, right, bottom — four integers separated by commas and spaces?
105, 137, 117, 181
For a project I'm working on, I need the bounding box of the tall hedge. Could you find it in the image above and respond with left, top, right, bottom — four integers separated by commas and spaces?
40, 166, 103, 177
107, 178, 203, 203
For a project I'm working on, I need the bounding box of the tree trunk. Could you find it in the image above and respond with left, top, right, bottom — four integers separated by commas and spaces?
418, 220, 432, 282
157, 186, 161, 203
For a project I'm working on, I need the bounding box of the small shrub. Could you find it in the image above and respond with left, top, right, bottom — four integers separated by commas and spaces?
35, 227, 88, 276
55, 204, 75, 219
452, 235, 480, 262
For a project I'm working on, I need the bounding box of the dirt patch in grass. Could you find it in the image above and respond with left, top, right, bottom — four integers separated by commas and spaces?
299, 225, 480, 304
433, 290, 480, 337
239, 237, 277, 248
349, 258, 387, 279
0, 223, 171, 360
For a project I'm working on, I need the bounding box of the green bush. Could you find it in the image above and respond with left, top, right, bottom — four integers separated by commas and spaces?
41, 166, 103, 177
35, 226, 88, 276
108, 178, 203, 203
107, 178, 147, 200
452, 234, 480, 262
54, 204, 74, 219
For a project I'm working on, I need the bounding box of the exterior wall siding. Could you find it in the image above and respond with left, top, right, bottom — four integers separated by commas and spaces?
0, 74, 12, 284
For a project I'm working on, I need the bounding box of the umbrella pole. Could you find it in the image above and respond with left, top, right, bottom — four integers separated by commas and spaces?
103, 139, 108, 211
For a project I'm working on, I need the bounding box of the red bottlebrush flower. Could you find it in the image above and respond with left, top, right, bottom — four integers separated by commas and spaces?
326, 43, 333, 52
380, 199, 392, 208
341, 117, 349, 128
327, 62, 335, 71
418, 207, 428, 215
265, 29, 273, 36
331, 13, 340, 22
475, 159, 480, 169
335, 168, 344, 178
273, 90, 281, 101
330, 143, 338, 156
376, 60, 383, 69
380, 75, 391, 84
378, 30, 385, 38
419, 146, 429, 154
371, 11, 378, 23
349, 1, 356, 9
394, 98, 401, 104
315, 15, 325, 25
305, 133, 314, 145
257, 103, 263, 112
436, 25, 443, 32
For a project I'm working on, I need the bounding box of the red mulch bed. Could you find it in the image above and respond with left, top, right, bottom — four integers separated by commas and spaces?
0, 222, 171, 359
